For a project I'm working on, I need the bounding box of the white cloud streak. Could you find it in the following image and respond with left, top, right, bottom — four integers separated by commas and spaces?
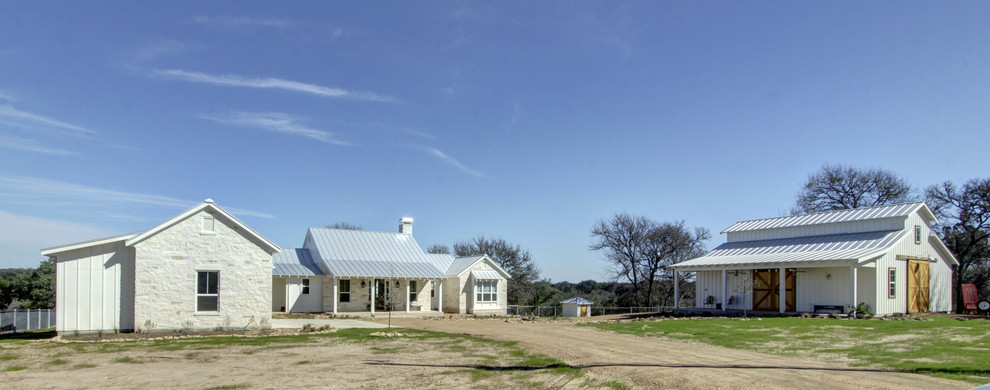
0, 135, 80, 155
422, 147, 486, 178
0, 176, 275, 219
0, 210, 119, 265
150, 69, 395, 102
202, 111, 349, 146
191, 15, 295, 30
0, 104, 96, 134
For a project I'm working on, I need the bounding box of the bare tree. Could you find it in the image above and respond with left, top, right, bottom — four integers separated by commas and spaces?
591, 214, 709, 307
590, 214, 650, 306
453, 236, 539, 305
925, 178, 990, 313
325, 222, 362, 230
794, 164, 914, 214
425, 244, 451, 254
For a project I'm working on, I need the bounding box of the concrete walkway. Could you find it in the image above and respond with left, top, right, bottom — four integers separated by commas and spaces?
271, 318, 392, 329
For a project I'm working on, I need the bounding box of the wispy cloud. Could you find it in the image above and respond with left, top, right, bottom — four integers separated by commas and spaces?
150, 69, 395, 102
0, 135, 80, 155
191, 15, 296, 30
202, 111, 348, 146
0, 104, 96, 135
126, 40, 201, 66
0, 176, 275, 219
0, 89, 15, 102
421, 147, 486, 178
0, 210, 119, 263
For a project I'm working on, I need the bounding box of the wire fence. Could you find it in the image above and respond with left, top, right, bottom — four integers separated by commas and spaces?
507, 305, 674, 317
1, 309, 56, 332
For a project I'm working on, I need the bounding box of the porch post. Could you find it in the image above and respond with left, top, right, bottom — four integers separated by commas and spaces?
673, 270, 680, 309
778, 267, 786, 313
332, 277, 338, 315
370, 279, 376, 315
405, 280, 411, 313
284, 277, 290, 313
438, 279, 443, 313
721, 269, 727, 313
850, 266, 858, 312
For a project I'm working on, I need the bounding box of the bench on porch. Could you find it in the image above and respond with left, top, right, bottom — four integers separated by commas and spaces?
813, 304, 845, 313
410, 303, 423, 311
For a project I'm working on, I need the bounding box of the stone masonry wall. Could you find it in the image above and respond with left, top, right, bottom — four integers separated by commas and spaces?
133, 210, 273, 331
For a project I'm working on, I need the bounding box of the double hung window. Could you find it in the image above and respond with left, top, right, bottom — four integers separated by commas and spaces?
197, 271, 219, 312
475, 281, 497, 303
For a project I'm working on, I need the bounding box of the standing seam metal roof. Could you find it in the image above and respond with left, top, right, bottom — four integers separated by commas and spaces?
671, 230, 906, 269
722, 202, 926, 233
273, 248, 323, 276
560, 297, 594, 305
306, 228, 446, 278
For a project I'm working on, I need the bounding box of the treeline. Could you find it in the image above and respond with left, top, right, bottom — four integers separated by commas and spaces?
0, 258, 54, 309
527, 279, 696, 308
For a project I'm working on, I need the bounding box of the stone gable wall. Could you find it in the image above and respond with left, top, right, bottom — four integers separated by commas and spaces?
133, 209, 273, 331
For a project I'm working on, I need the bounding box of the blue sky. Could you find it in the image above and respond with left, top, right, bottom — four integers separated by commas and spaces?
1, 2, 988, 282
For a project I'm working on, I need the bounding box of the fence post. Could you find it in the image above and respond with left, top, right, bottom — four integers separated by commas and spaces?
12, 309, 16, 333
48, 309, 52, 328
553, 307, 557, 317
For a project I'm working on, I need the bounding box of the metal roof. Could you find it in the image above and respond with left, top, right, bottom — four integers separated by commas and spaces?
560, 297, 594, 305
41, 231, 142, 256
722, 202, 929, 233
273, 248, 323, 276
471, 270, 502, 280
425, 253, 456, 273
447, 256, 484, 276
671, 230, 906, 270
306, 228, 446, 278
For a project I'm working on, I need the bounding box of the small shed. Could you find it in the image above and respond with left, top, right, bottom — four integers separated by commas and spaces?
560, 297, 594, 317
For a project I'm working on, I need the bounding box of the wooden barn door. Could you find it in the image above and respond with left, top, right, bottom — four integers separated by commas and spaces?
753, 269, 796, 311
907, 261, 930, 313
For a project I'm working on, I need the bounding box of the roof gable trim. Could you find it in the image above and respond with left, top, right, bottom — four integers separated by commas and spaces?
125, 200, 280, 253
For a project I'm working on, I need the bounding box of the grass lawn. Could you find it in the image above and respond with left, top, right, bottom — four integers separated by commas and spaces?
582, 317, 990, 384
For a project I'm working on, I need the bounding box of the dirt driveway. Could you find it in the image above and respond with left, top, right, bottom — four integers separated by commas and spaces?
375, 315, 970, 390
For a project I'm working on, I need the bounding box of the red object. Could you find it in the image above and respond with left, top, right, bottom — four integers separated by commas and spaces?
962, 284, 979, 311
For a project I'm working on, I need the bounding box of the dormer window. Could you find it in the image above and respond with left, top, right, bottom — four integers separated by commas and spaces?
914, 225, 921, 244
203, 216, 216, 233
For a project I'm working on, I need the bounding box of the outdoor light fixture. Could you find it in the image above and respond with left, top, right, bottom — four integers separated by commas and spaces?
395, 280, 400, 287
826, 274, 832, 280
361, 281, 366, 288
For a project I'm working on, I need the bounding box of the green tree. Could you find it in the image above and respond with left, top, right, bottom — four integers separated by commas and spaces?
925, 178, 990, 313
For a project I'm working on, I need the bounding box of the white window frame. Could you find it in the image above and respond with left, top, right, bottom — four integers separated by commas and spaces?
409, 280, 418, 302
914, 225, 921, 244
202, 215, 216, 235
339, 279, 351, 303
197, 270, 220, 312
888, 267, 897, 299
475, 280, 497, 303
302, 278, 310, 295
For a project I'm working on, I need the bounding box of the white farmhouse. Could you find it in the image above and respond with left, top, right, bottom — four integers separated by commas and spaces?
670, 202, 957, 316
41, 200, 280, 333
273, 218, 510, 315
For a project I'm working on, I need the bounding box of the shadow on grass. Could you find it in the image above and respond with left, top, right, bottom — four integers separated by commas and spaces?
363, 360, 990, 377
0, 330, 57, 341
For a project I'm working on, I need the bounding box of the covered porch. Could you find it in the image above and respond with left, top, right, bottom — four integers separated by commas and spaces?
672, 262, 874, 314
324, 276, 447, 315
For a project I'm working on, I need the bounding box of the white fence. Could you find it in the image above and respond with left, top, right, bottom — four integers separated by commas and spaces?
1, 309, 55, 332
507, 305, 674, 317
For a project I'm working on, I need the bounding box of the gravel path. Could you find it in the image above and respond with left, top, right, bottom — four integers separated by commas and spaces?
376, 315, 970, 390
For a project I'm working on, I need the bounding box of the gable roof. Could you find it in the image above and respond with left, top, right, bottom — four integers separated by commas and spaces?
561, 297, 594, 305
928, 233, 960, 265
273, 248, 323, 276
671, 230, 906, 270
306, 227, 444, 278
722, 202, 936, 234
125, 199, 280, 253
445, 255, 510, 279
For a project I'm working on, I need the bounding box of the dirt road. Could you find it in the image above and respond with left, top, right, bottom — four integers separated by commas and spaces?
378, 316, 969, 390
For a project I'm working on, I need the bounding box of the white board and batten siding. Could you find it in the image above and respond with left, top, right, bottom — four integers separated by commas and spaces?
285, 276, 322, 313
54, 241, 135, 332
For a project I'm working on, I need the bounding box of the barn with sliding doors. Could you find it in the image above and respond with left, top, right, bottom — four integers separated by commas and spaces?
670, 202, 957, 316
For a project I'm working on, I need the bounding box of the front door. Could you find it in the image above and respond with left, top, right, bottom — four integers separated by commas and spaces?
374, 279, 390, 311
580, 305, 588, 317
907, 261, 930, 313
752, 269, 796, 311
